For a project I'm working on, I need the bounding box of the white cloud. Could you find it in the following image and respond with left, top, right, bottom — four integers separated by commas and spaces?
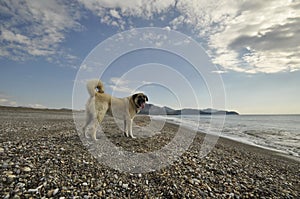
80, 64, 94, 72
78, 0, 175, 28
28, 103, 47, 109
108, 77, 150, 95
77, 0, 299, 74
173, 0, 300, 73
2, 0, 298, 73
110, 77, 130, 86
211, 70, 227, 74
110, 9, 121, 19
0, 0, 82, 64
1, 29, 31, 45
0, 94, 17, 106
109, 85, 134, 94
0, 93, 48, 108
163, 26, 171, 31
109, 77, 134, 94
0, 98, 48, 109
79, 0, 175, 18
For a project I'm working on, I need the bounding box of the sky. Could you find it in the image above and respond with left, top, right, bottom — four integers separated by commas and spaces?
0, 0, 300, 114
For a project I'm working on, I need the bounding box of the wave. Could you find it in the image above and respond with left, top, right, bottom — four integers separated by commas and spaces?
151, 115, 300, 158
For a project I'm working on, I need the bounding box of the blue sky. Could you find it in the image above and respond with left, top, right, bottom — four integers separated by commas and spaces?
1, 0, 300, 114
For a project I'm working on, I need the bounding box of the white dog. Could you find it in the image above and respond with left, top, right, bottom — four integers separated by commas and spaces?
83, 79, 148, 140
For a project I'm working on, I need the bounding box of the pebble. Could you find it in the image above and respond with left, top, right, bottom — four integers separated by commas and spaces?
192, 178, 200, 185
53, 188, 59, 195
122, 183, 129, 189
118, 181, 123, 186
22, 166, 31, 172
7, 174, 17, 182
0, 108, 299, 198
47, 188, 59, 197
204, 183, 212, 192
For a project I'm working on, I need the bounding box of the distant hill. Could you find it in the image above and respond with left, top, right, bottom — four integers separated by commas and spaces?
0, 105, 73, 112
0, 105, 239, 115
139, 104, 239, 115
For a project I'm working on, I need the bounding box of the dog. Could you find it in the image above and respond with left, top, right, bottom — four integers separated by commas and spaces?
83, 79, 148, 140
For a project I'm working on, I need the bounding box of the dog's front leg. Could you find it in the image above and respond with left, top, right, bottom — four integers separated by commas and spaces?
129, 119, 136, 139
124, 120, 129, 137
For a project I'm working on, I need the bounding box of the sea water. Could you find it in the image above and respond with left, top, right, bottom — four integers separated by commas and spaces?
152, 114, 300, 158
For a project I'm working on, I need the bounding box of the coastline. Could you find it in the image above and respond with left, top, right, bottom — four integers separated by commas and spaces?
150, 114, 300, 161
0, 107, 299, 198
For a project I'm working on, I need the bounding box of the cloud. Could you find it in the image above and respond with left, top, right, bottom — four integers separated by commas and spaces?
2, 0, 298, 73
0, 93, 48, 108
0, 0, 82, 65
0, 99, 47, 109
110, 9, 121, 19
110, 77, 130, 86
79, 0, 175, 18
80, 64, 94, 72
211, 70, 227, 74
0, 98, 17, 106
0, 93, 17, 106
173, 0, 300, 73
108, 77, 151, 94
78, 0, 299, 74
28, 103, 47, 109
78, 0, 175, 29
108, 77, 134, 94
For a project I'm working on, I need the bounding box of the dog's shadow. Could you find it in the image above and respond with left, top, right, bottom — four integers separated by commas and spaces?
80, 115, 176, 153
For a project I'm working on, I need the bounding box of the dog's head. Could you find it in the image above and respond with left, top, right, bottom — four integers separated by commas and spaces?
132, 93, 148, 109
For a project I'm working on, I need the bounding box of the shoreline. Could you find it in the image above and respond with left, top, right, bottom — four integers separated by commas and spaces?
1, 108, 299, 198
215, 131, 300, 163
202, 129, 300, 163
155, 116, 300, 164
149, 114, 300, 162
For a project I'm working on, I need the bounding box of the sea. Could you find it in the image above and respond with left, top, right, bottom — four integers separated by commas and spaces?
151, 114, 300, 158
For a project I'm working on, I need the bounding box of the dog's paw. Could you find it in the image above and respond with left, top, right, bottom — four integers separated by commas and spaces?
130, 135, 137, 139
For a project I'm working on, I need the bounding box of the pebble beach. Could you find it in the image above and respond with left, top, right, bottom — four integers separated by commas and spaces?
0, 106, 299, 198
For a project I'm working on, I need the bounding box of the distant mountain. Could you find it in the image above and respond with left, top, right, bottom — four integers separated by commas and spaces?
139, 104, 239, 115
0, 105, 73, 112
0, 105, 238, 115
139, 104, 177, 115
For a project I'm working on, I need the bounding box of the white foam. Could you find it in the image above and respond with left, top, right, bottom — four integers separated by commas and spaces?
151, 115, 300, 158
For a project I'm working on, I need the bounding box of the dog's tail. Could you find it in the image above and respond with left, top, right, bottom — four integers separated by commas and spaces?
86, 79, 105, 96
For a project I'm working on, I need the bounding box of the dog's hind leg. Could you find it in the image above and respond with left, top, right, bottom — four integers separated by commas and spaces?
83, 112, 93, 137
90, 112, 105, 140
90, 118, 98, 141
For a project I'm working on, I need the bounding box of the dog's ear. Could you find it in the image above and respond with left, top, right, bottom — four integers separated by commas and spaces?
132, 94, 138, 101
145, 95, 148, 102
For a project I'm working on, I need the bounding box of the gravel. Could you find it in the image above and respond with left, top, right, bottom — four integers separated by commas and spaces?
0, 106, 299, 198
